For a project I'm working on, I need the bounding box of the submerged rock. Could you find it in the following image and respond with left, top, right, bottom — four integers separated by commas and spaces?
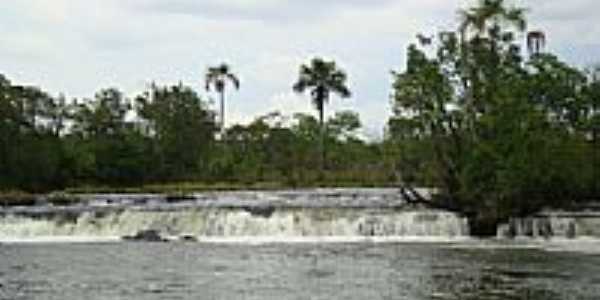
179, 234, 198, 242
242, 205, 276, 218
122, 229, 168, 242
165, 193, 196, 203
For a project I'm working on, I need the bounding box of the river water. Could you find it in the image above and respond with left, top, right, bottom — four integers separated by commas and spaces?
1, 189, 599, 299
1, 240, 600, 300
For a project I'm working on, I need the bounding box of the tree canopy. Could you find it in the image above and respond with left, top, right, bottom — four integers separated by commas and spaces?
389, 0, 599, 234
0, 75, 387, 191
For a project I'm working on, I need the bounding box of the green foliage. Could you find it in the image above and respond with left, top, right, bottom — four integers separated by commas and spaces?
1, 71, 392, 194
389, 0, 599, 232
136, 84, 217, 179
293, 57, 352, 174
0, 76, 65, 191
0, 78, 222, 191
203, 110, 388, 187
293, 58, 351, 121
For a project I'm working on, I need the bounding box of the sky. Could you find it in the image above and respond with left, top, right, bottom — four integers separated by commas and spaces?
1, 0, 599, 139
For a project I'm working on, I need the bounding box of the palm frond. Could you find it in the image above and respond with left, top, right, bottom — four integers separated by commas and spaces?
293, 57, 351, 112
227, 73, 240, 90
205, 63, 239, 92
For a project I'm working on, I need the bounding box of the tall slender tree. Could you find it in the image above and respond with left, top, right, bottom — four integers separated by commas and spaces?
205, 63, 240, 131
293, 57, 351, 173
527, 31, 546, 56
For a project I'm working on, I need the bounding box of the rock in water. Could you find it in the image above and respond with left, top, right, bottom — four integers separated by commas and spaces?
566, 222, 577, 239
179, 234, 198, 242
122, 229, 168, 242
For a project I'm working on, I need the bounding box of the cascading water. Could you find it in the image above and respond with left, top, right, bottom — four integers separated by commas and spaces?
0, 189, 470, 242
0, 208, 469, 240
496, 212, 600, 239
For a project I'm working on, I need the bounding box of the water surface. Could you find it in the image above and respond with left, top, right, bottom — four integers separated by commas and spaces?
1, 241, 599, 300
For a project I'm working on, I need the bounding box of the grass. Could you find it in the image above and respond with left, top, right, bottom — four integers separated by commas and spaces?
0, 190, 38, 206
0, 191, 83, 207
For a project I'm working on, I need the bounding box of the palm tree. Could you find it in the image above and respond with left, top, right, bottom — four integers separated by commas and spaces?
205, 63, 239, 131
293, 57, 351, 173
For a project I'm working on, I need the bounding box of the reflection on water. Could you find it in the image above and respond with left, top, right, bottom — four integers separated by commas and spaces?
1, 242, 599, 300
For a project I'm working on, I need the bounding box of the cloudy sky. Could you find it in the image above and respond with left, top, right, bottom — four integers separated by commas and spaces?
1, 0, 599, 138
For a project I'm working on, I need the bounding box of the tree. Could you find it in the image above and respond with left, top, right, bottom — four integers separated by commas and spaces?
457, 0, 527, 128
327, 110, 361, 141
292, 57, 351, 173
585, 66, 600, 198
390, 0, 597, 235
459, 0, 526, 40
68, 88, 152, 185
217, 114, 273, 182
0, 75, 66, 190
71, 88, 131, 138
137, 84, 217, 179
205, 63, 240, 132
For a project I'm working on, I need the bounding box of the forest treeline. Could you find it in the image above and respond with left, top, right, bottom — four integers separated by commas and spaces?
1, 0, 599, 231
0, 76, 395, 192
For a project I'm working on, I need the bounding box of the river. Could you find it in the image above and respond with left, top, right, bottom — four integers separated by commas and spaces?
1, 240, 600, 299
1, 189, 599, 299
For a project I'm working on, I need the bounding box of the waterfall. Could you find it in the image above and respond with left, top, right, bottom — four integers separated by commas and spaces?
0, 207, 469, 242
3, 189, 599, 242
496, 212, 600, 239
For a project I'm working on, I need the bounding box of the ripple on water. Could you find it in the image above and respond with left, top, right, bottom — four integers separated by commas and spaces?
1, 242, 600, 299
306, 268, 336, 279
494, 269, 572, 280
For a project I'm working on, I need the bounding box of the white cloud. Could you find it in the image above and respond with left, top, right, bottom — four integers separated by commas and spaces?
0, 0, 599, 137
128, 0, 398, 23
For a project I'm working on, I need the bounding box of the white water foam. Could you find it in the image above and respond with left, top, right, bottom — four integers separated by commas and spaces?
444, 237, 600, 255
496, 213, 600, 239
191, 236, 472, 244
0, 236, 121, 244
0, 207, 469, 242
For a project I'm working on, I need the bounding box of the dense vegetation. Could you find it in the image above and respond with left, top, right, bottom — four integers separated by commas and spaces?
0, 73, 391, 192
389, 0, 599, 234
0, 0, 598, 233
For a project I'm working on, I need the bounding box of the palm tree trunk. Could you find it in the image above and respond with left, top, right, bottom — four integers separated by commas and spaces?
594, 128, 598, 196
593, 80, 599, 197
319, 102, 325, 179
220, 90, 225, 133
